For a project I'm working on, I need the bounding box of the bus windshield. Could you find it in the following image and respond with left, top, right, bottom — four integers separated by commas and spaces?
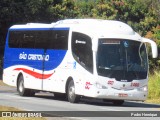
97, 39, 148, 81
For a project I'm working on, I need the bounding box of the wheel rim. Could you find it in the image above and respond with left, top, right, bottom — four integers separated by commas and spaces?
69, 84, 75, 99
19, 80, 24, 93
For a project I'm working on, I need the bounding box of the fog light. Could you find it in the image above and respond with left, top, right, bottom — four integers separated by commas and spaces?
95, 82, 107, 89
137, 85, 148, 92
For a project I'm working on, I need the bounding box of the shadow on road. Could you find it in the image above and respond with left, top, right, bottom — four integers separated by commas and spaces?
79, 98, 160, 109
35, 93, 160, 109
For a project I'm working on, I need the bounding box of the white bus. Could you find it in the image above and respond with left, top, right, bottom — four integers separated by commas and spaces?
3, 19, 158, 105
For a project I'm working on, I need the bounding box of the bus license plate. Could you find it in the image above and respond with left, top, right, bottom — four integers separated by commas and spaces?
118, 93, 128, 97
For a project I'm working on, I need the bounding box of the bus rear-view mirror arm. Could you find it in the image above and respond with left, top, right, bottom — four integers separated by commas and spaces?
142, 37, 158, 58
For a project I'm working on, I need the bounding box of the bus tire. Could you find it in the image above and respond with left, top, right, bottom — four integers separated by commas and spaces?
67, 80, 80, 103
17, 75, 34, 96
112, 100, 124, 106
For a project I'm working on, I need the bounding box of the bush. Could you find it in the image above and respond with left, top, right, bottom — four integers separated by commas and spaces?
148, 70, 160, 99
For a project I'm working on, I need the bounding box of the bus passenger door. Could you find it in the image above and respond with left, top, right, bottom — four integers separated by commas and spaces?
42, 49, 57, 91
24, 49, 45, 90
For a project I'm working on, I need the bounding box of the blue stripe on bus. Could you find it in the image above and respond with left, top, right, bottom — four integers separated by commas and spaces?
3, 49, 67, 71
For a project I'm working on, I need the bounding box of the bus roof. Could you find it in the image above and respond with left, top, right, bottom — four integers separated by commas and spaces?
9, 19, 142, 41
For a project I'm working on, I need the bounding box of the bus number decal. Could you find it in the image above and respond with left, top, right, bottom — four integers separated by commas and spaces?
85, 82, 92, 90
108, 80, 114, 85
131, 83, 139, 87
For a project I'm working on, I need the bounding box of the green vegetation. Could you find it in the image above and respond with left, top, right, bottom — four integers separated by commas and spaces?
0, 80, 8, 86
0, 105, 20, 111
147, 70, 160, 104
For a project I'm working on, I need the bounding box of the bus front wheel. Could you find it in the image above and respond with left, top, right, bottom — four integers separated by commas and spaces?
67, 80, 80, 103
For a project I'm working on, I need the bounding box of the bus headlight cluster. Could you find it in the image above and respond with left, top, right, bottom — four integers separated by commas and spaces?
95, 82, 107, 89
137, 85, 148, 92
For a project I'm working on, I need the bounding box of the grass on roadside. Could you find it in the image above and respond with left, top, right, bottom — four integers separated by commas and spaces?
0, 80, 8, 86
146, 99, 160, 104
0, 105, 20, 111
147, 70, 160, 104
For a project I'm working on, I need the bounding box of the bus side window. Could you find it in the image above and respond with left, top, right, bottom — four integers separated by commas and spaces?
71, 32, 93, 73
8, 31, 22, 48
8, 31, 35, 49
52, 30, 69, 50
34, 30, 69, 50
21, 31, 35, 48
35, 30, 51, 49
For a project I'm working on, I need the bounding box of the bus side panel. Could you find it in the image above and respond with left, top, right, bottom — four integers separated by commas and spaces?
42, 50, 67, 92
3, 47, 44, 90
3, 33, 17, 86
42, 28, 70, 92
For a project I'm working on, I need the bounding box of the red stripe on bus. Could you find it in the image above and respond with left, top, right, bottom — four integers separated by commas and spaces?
14, 68, 54, 79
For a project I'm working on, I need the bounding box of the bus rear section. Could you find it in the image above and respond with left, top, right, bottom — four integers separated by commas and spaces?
3, 25, 70, 96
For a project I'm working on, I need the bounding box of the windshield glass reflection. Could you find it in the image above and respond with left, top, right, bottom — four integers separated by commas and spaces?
97, 39, 148, 81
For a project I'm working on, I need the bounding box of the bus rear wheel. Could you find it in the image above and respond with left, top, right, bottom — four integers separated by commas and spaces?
17, 75, 35, 96
67, 80, 80, 103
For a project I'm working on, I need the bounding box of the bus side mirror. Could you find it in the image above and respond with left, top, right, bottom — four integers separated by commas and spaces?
142, 37, 158, 58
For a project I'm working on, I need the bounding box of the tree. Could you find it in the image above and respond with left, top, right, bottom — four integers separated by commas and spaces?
145, 25, 160, 70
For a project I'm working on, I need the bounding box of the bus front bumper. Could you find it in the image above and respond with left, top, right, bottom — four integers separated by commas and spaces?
83, 87, 147, 101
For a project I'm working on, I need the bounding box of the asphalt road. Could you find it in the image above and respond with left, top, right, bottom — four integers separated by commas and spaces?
0, 85, 160, 120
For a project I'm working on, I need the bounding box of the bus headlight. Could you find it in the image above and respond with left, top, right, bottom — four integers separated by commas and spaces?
95, 82, 107, 89
137, 85, 148, 92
